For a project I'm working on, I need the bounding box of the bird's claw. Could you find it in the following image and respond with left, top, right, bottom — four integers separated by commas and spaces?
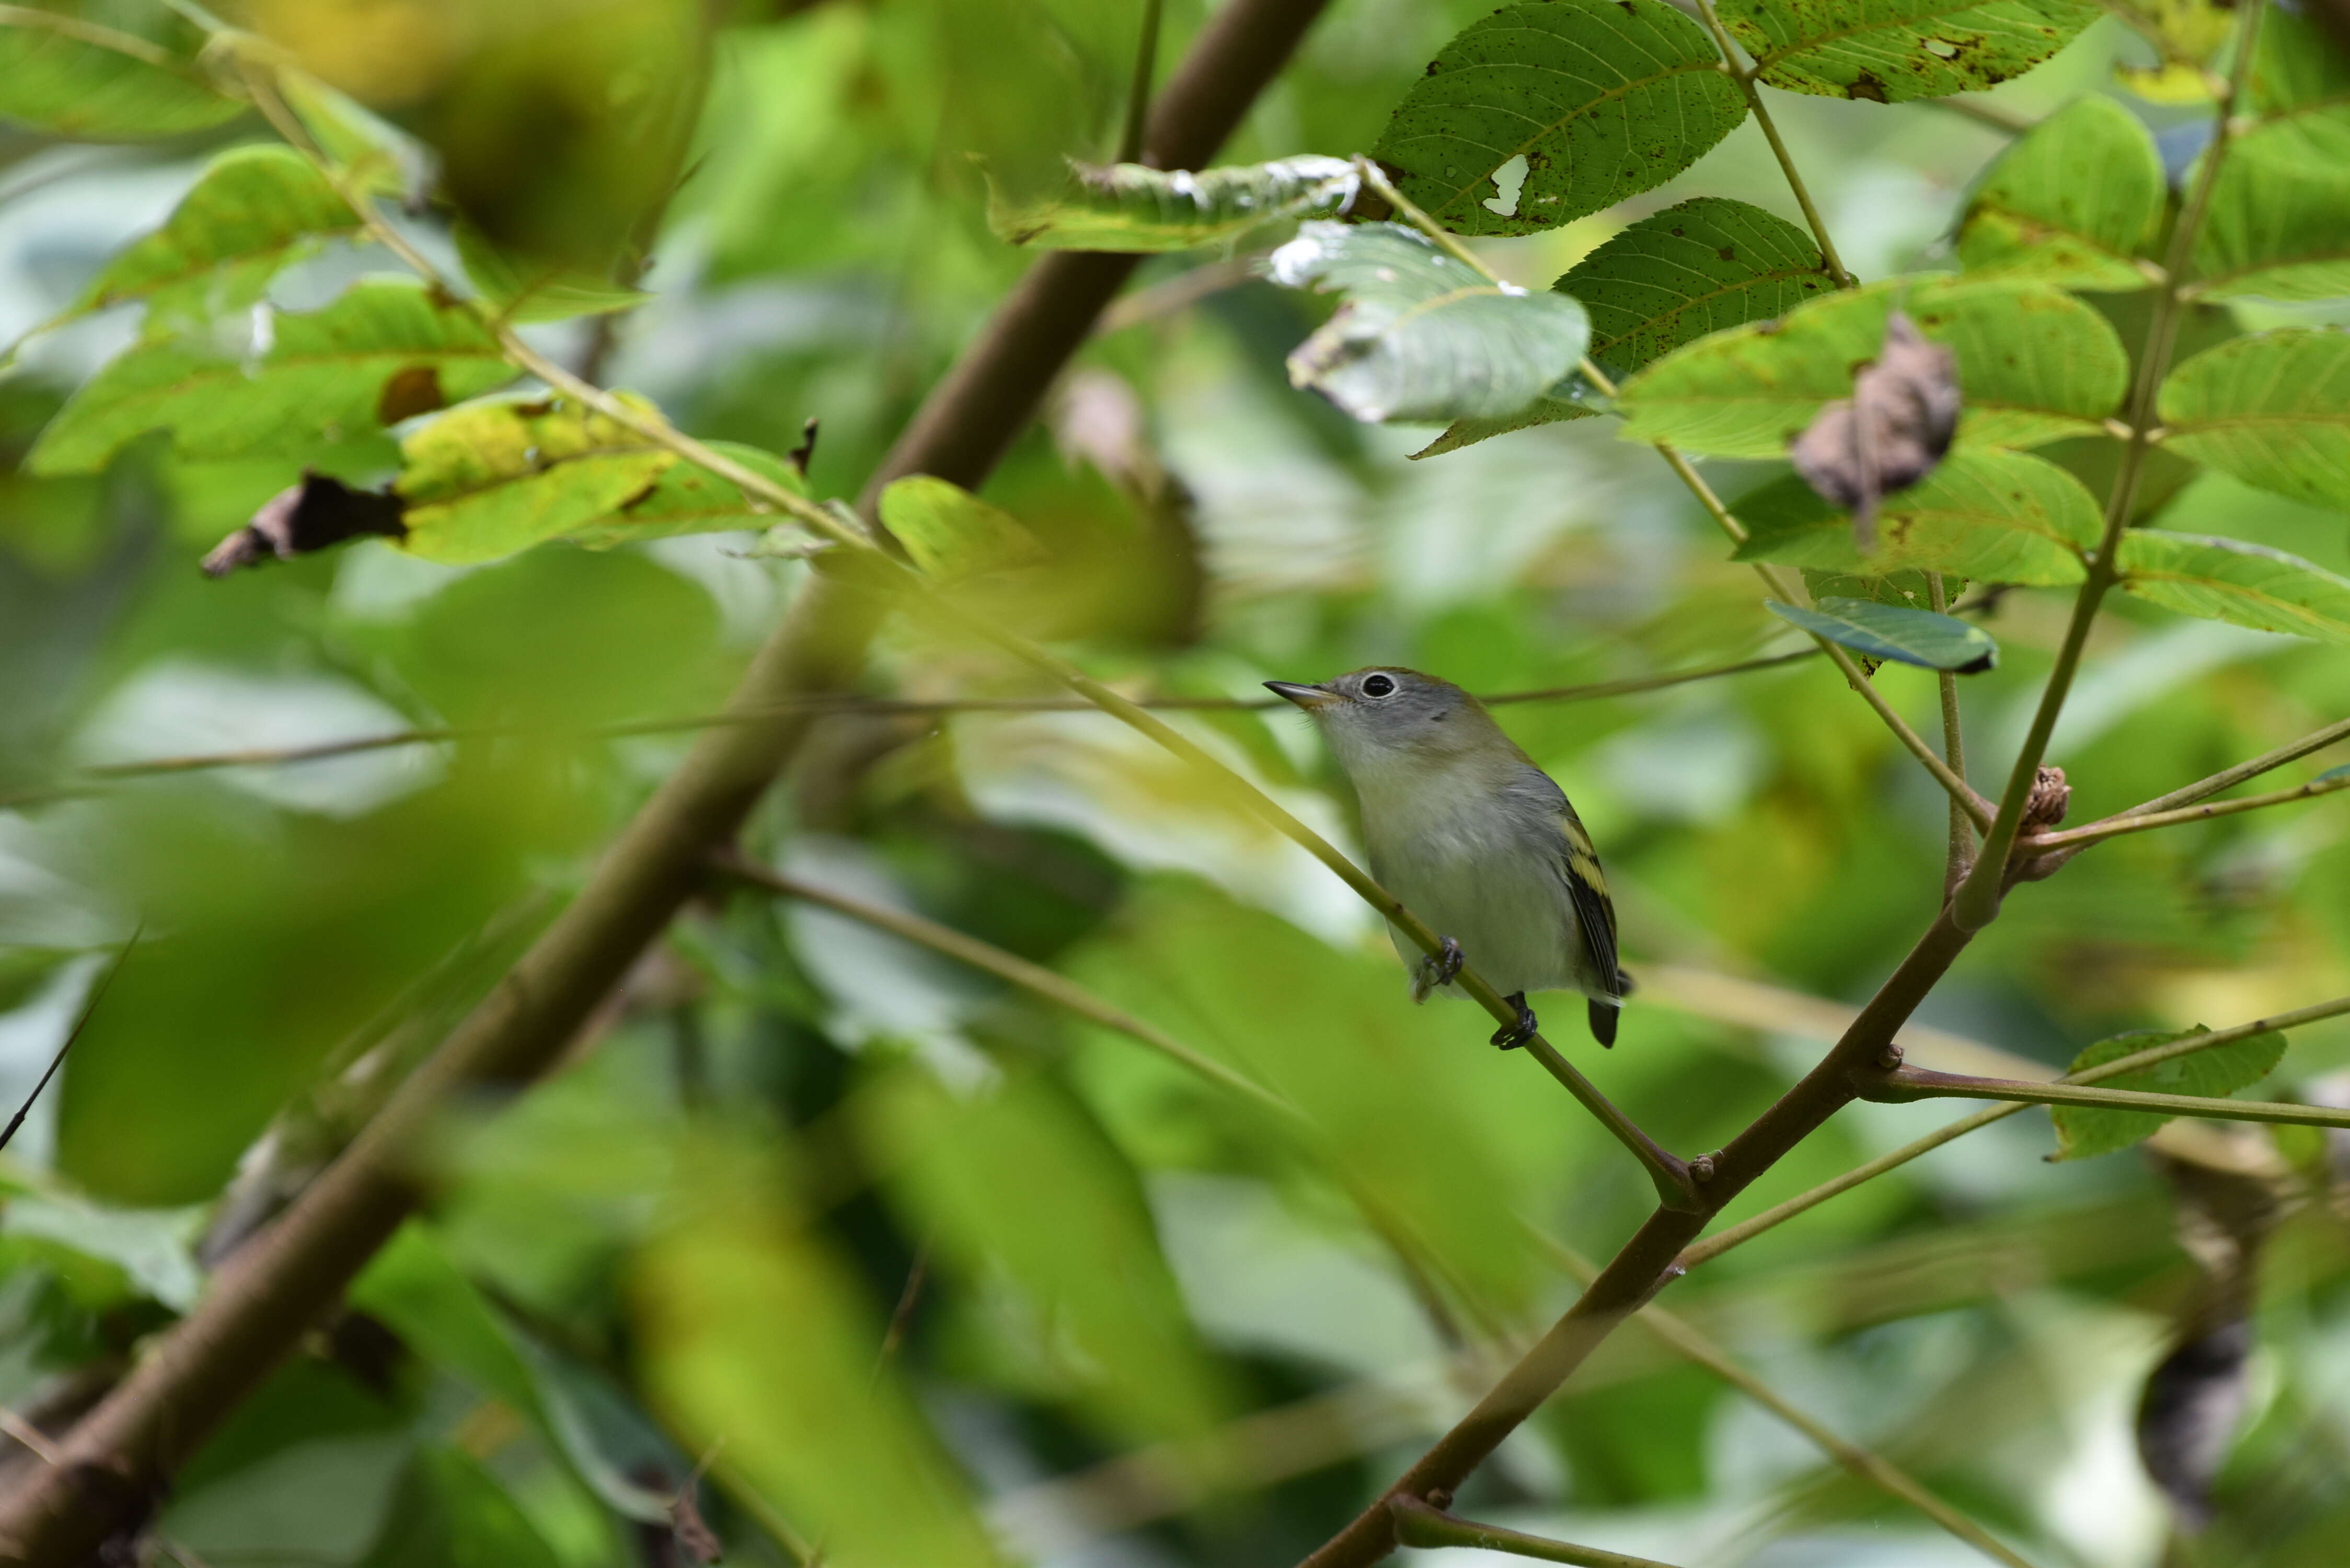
1490, 993, 1538, 1050
1411, 936, 1465, 1002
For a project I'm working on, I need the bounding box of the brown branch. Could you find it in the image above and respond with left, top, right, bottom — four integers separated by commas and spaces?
0, 3, 1338, 1560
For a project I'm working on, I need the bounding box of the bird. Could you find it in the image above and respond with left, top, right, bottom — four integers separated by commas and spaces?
1264, 666, 1627, 1048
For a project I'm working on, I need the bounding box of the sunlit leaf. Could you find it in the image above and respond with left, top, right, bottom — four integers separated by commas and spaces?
2115, 531, 2350, 643
2051, 1027, 2286, 1160
1267, 221, 1591, 423
1731, 447, 2098, 584
453, 223, 652, 326
28, 280, 516, 475
861, 1065, 1228, 1445
876, 474, 1049, 580
1418, 198, 1834, 457
2192, 145, 2350, 303
1715, 0, 2102, 103
1958, 96, 2163, 290
68, 146, 360, 332
1616, 276, 2127, 456
988, 156, 1360, 250
1768, 596, 1997, 672
564, 441, 808, 549
394, 393, 677, 564
278, 69, 435, 204
356, 1445, 562, 1568
636, 1199, 1006, 1568
1368, 0, 1747, 237
2158, 329, 2350, 512
0, 3, 244, 138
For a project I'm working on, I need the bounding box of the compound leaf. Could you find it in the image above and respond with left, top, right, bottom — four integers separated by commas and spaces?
2191, 152, 2350, 304
1368, 0, 1746, 237
2158, 329, 2350, 512
2116, 530, 2350, 643
1715, 0, 2103, 103
0, 3, 243, 138
1731, 446, 2099, 584
1767, 595, 1997, 671
394, 394, 678, 564
1959, 96, 2164, 290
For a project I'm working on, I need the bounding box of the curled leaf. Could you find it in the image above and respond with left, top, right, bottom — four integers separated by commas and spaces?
988, 156, 1360, 251
1766, 596, 1997, 672
201, 472, 406, 577
1789, 312, 1961, 550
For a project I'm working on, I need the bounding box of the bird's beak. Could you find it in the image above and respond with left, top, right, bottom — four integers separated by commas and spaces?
1264, 680, 1338, 710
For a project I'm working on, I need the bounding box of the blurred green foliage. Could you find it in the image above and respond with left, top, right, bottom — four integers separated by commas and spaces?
2, 2, 2350, 1567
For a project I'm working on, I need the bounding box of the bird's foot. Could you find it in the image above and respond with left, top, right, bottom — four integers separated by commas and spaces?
1490, 993, 1538, 1050
1411, 936, 1465, 1003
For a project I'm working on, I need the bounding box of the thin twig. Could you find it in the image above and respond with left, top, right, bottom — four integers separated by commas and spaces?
2116, 714, 2350, 820
1691, 0, 1854, 285
1679, 990, 2350, 1270
1876, 1066, 2350, 1129
1951, 0, 2266, 931
1117, 0, 1167, 165
1929, 572, 1974, 889
1390, 1496, 1683, 1567
2023, 770, 2350, 852
0, 651, 1817, 810
0, 931, 136, 1155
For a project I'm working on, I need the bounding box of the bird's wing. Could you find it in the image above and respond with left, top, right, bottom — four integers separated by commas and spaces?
1557, 803, 1622, 998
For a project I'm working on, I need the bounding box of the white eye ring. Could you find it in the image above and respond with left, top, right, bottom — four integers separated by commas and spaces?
1361, 674, 1397, 698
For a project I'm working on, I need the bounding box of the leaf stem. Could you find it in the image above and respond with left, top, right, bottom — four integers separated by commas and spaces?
2024, 771, 2350, 851
1389, 1497, 1683, 1567
1873, 1065, 2350, 1129
2118, 714, 2350, 819
1950, 0, 2265, 931
1679, 989, 2350, 1270
1691, 0, 1854, 287
1929, 572, 1974, 887
1118, 0, 1167, 164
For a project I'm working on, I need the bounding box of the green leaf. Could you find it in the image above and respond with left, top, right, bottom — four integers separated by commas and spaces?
394, 394, 677, 564
876, 475, 1049, 580
1731, 447, 2099, 584
2190, 152, 2350, 304
67, 146, 361, 333
1767, 595, 1997, 671
1268, 221, 1592, 422
453, 224, 652, 326
1367, 0, 1747, 237
564, 441, 810, 549
1715, 0, 2102, 103
861, 1067, 1227, 1445
0, 4, 243, 139
2241, 6, 2350, 167
988, 155, 1361, 251
2158, 329, 2350, 512
2051, 1027, 2287, 1160
1958, 96, 2163, 290
1616, 276, 2128, 456
356, 1446, 562, 1568
2116, 530, 2350, 643
28, 280, 516, 475
349, 1223, 547, 1425
279, 70, 433, 204
1417, 198, 1836, 457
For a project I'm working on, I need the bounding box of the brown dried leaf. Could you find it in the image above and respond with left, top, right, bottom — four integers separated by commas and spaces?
1789, 310, 1960, 550
200, 472, 407, 578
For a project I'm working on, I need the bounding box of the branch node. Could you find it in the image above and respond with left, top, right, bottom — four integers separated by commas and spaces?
1877, 1043, 1905, 1071
1689, 1152, 1718, 1182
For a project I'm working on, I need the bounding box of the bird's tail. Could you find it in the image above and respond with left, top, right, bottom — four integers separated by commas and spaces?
1588, 968, 1634, 1047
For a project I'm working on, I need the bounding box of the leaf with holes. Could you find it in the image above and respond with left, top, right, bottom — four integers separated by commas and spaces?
1616, 275, 2127, 456
0, 4, 243, 138
2191, 150, 2350, 304
67, 146, 361, 334
2158, 329, 2350, 513
2052, 1027, 2287, 1160
1267, 222, 1591, 423
2116, 531, 2350, 643
1715, 0, 2103, 103
565, 443, 809, 550
27, 281, 517, 476
1959, 96, 2164, 290
988, 156, 1361, 251
1417, 198, 1835, 457
1368, 0, 1747, 238
394, 394, 678, 565
1768, 596, 1997, 672
878, 476, 1049, 581
1731, 447, 2099, 584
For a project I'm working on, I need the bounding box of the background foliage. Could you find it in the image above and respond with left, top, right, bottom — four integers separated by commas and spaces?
3, 2, 2350, 1566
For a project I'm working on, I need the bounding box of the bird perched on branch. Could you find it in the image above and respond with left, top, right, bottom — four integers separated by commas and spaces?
1266, 667, 1627, 1048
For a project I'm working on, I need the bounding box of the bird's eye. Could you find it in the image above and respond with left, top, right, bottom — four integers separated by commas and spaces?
1361, 674, 1396, 698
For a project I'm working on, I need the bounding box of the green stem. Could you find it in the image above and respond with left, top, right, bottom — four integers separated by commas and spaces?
1929, 573, 1974, 889
1681, 988, 2350, 1270
1951, 0, 2266, 931
1692, 0, 1854, 286
2118, 715, 2350, 819
1875, 1066, 2350, 1129
1118, 0, 1167, 164
1389, 1498, 1682, 1568
2025, 771, 2350, 852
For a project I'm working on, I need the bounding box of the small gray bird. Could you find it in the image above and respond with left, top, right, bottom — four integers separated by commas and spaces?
1266, 667, 1627, 1047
